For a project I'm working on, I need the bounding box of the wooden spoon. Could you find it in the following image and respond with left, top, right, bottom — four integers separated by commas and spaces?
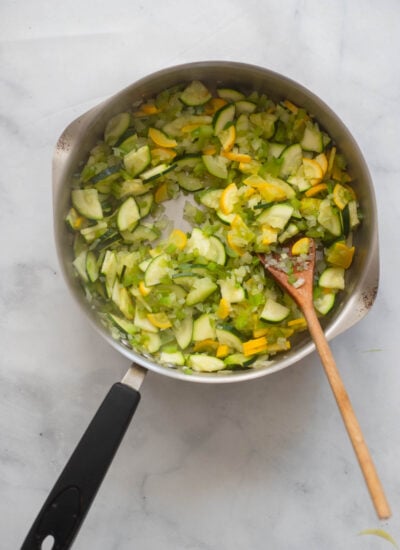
258, 238, 391, 519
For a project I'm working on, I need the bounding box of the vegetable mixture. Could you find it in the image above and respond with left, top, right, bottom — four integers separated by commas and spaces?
67, 80, 360, 373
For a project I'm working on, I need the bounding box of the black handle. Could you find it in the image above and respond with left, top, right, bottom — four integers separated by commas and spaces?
21, 382, 141, 550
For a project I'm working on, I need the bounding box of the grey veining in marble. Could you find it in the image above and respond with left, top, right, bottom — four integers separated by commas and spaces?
1, 1, 400, 548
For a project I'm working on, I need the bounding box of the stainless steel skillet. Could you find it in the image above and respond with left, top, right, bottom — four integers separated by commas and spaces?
22, 61, 380, 549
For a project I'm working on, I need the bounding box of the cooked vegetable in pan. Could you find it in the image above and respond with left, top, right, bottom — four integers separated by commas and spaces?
66, 80, 360, 373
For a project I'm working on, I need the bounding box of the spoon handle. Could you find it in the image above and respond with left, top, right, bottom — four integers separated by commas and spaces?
303, 306, 391, 520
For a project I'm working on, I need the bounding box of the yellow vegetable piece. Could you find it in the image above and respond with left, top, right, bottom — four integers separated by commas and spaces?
155, 182, 169, 203
243, 337, 268, 356
314, 152, 328, 175
238, 159, 261, 174
222, 151, 252, 163
303, 157, 323, 184
133, 104, 160, 117
216, 344, 230, 358
326, 146, 336, 178
181, 122, 205, 133
202, 145, 217, 156
148, 127, 177, 148
326, 241, 355, 269
332, 183, 356, 210
242, 186, 257, 199
227, 232, 245, 256
193, 339, 219, 352
287, 318, 308, 330
220, 182, 239, 214
168, 228, 187, 250
146, 312, 172, 330
260, 224, 278, 245
305, 183, 328, 197
282, 99, 299, 114
151, 147, 177, 163
244, 175, 287, 201
253, 327, 269, 338
359, 529, 399, 549
217, 298, 231, 319
141, 104, 160, 115
139, 280, 151, 297
205, 97, 227, 115
291, 237, 311, 255
219, 124, 236, 152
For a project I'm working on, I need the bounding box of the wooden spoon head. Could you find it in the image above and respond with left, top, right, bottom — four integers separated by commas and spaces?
258, 238, 316, 309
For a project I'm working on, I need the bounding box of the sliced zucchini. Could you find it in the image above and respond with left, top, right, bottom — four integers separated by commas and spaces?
313, 292, 335, 315
185, 228, 226, 265
124, 145, 151, 177
224, 353, 256, 368
213, 103, 236, 136
256, 203, 294, 229
279, 144, 303, 178
199, 189, 223, 209
136, 193, 154, 218
208, 236, 226, 265
188, 354, 226, 372
185, 227, 211, 257
175, 173, 204, 191
173, 274, 199, 290
185, 277, 218, 306
219, 278, 245, 303
278, 222, 300, 243
235, 99, 257, 114
71, 189, 103, 220
318, 267, 345, 290
140, 163, 175, 181
91, 165, 121, 184
80, 221, 108, 243
85, 251, 99, 282
141, 332, 162, 353
73, 250, 88, 282
202, 155, 229, 179
217, 88, 245, 102
101, 250, 118, 297
159, 351, 185, 366
121, 224, 158, 243
117, 196, 141, 232
300, 122, 323, 153
180, 80, 212, 106
347, 200, 360, 229
109, 313, 137, 335
173, 316, 193, 349
260, 298, 290, 323
174, 154, 202, 170
144, 253, 171, 286
317, 199, 342, 237
117, 286, 135, 319
193, 313, 216, 341
216, 328, 243, 352
216, 209, 236, 225
104, 112, 131, 146
268, 142, 286, 158
113, 179, 153, 199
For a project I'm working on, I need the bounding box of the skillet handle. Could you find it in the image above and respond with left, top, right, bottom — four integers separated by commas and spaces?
21, 381, 141, 550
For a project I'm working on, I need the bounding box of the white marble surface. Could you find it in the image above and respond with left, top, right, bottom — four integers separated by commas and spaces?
1, 1, 399, 548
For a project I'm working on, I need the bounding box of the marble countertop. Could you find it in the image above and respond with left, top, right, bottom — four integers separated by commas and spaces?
1, 1, 399, 548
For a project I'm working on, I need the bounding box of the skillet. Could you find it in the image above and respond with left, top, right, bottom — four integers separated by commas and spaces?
22, 61, 379, 549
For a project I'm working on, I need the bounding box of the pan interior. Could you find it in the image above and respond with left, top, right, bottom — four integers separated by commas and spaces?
53, 61, 379, 383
